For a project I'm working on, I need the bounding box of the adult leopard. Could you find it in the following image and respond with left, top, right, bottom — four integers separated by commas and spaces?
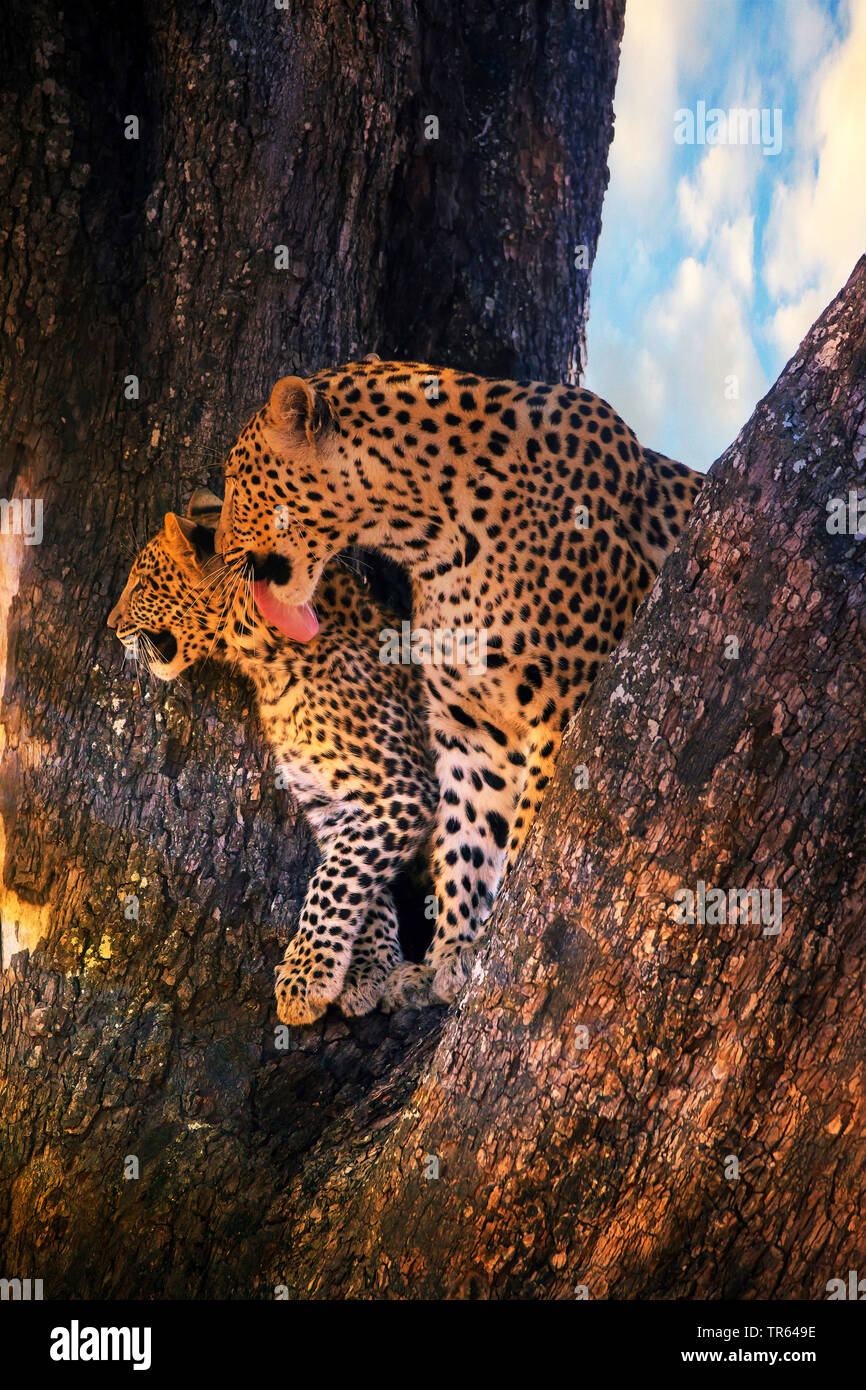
216, 361, 703, 1002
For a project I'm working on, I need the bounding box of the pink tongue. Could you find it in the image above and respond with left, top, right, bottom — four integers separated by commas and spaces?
252, 580, 319, 642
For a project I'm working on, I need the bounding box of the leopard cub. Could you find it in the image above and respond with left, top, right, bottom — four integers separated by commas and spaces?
107, 490, 437, 1025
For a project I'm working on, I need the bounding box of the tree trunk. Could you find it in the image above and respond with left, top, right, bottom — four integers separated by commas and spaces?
0, 0, 624, 1296
280, 256, 866, 1299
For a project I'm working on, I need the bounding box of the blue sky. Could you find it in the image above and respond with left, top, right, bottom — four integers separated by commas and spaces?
586, 0, 866, 470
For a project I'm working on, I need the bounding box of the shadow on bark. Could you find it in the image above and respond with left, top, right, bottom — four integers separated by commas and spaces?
0, 0, 624, 1297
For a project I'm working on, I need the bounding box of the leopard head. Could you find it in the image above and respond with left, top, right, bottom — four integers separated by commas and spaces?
216, 377, 350, 632
107, 490, 230, 680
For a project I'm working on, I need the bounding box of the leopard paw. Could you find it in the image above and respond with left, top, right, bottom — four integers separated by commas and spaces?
432, 944, 478, 1003
380, 961, 436, 1011
274, 935, 343, 1027
340, 943, 402, 1018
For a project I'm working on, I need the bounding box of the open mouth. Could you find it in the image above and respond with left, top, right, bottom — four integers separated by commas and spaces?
251, 582, 319, 642
143, 629, 178, 663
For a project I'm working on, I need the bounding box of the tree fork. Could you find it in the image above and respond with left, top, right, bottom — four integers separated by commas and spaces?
285, 258, 866, 1299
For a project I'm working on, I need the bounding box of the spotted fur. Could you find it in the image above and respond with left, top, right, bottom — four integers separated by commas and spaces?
107, 496, 438, 1025
216, 360, 704, 1002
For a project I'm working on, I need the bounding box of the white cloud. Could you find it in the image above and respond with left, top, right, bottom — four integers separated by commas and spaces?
676, 144, 761, 248
591, 254, 766, 469
766, 288, 829, 362
788, 0, 835, 74
607, 0, 708, 207
588, 0, 865, 468
648, 256, 766, 465
763, 0, 866, 353
718, 214, 755, 294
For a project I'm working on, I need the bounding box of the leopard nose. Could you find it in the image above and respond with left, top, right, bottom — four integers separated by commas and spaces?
249, 553, 293, 585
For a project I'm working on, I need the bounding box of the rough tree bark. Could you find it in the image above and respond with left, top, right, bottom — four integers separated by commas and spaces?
276, 257, 865, 1299
0, 1, 625, 1296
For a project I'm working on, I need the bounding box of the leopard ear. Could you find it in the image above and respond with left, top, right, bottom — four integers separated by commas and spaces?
165, 511, 218, 571
267, 376, 332, 446
186, 487, 223, 521
163, 512, 199, 565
